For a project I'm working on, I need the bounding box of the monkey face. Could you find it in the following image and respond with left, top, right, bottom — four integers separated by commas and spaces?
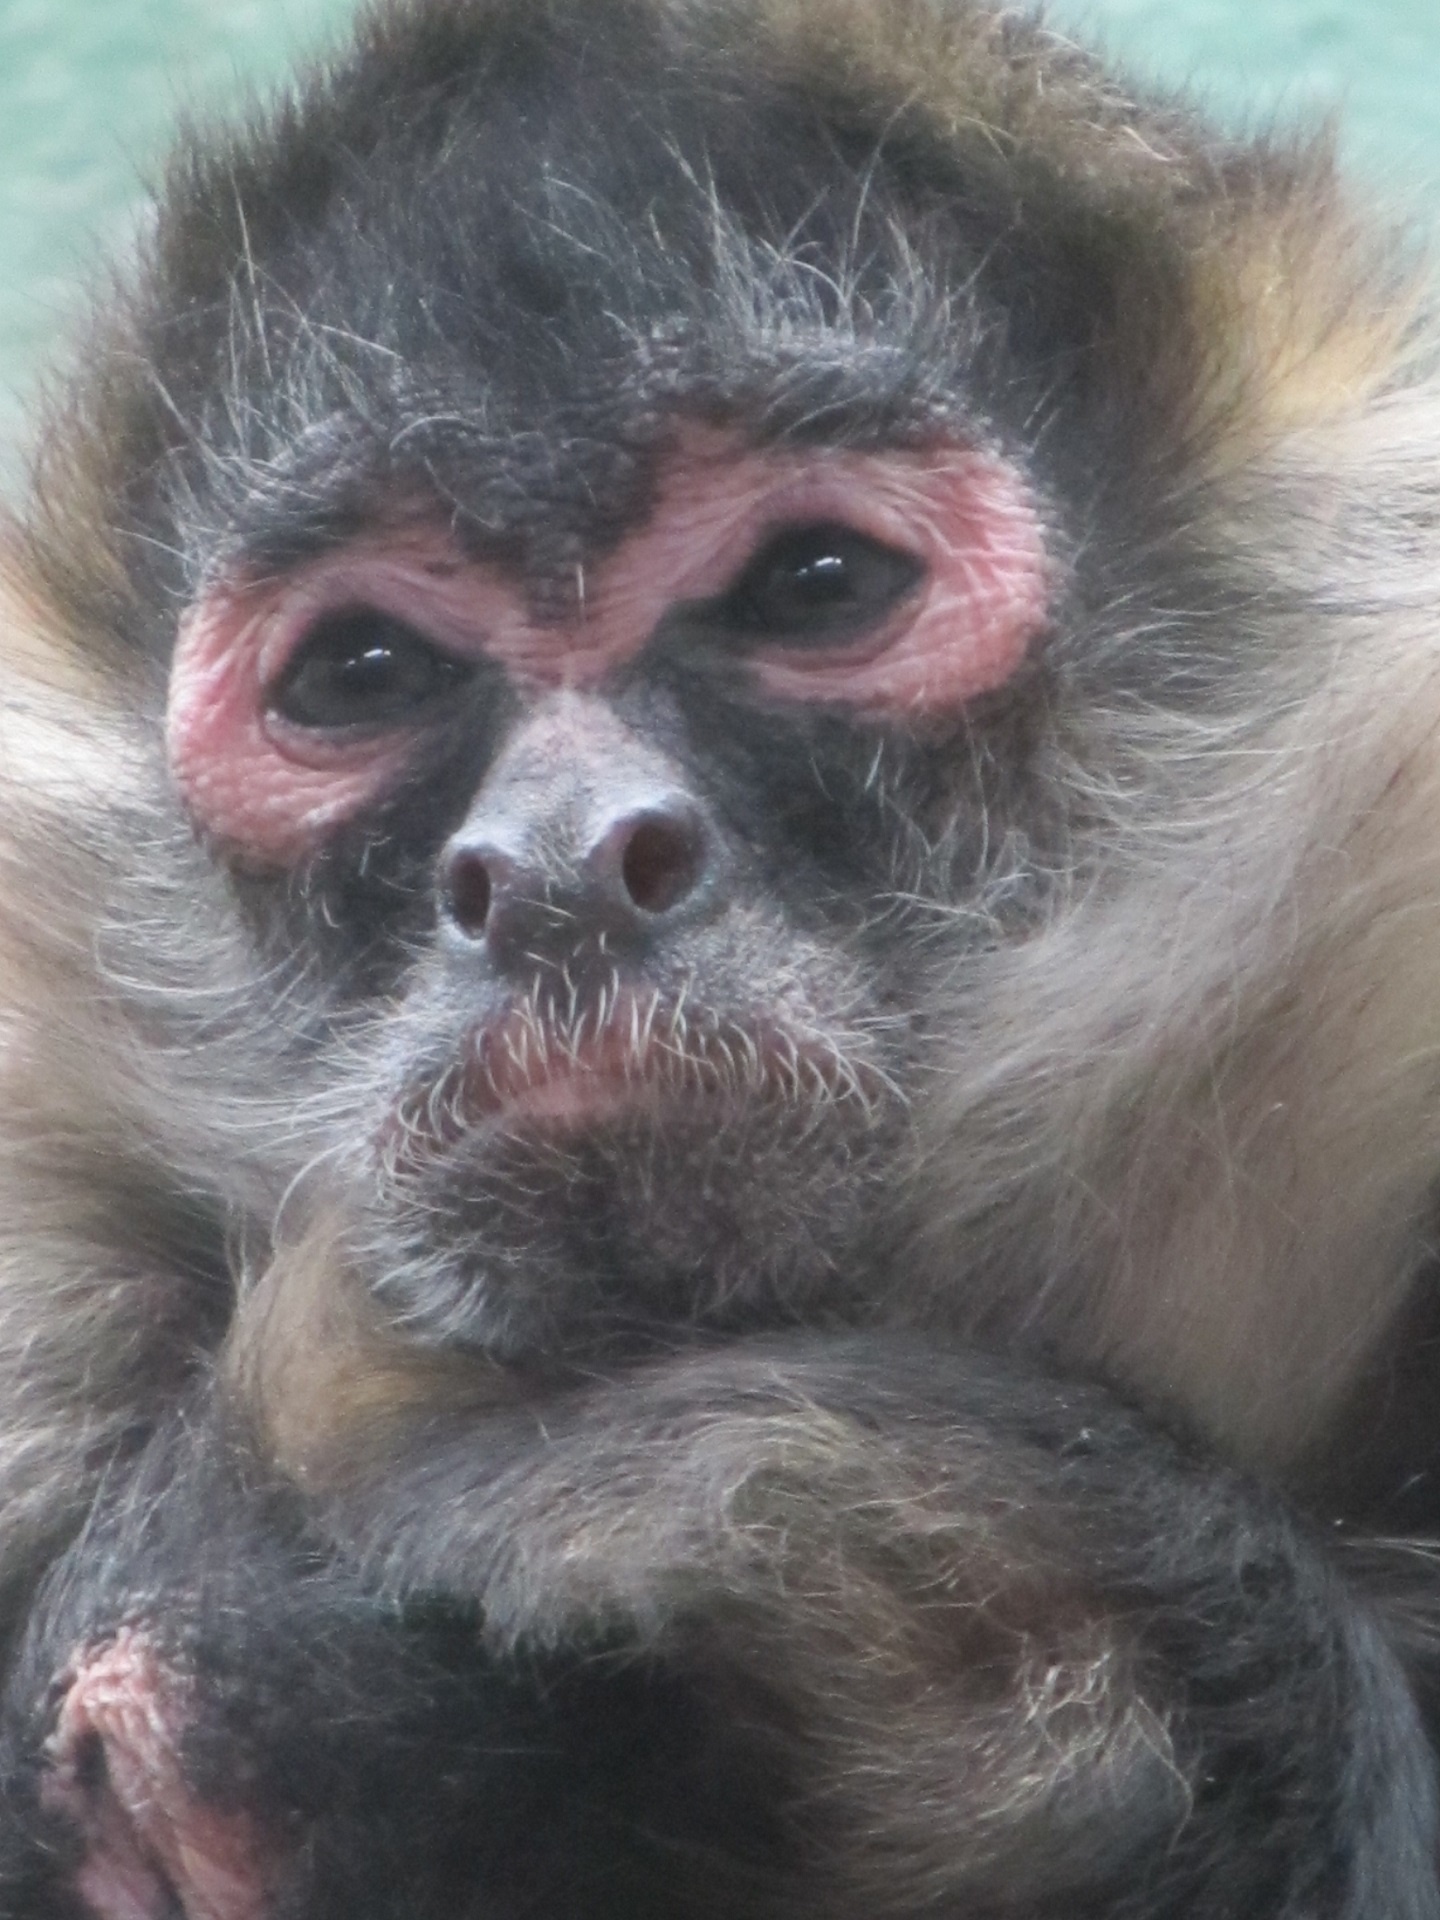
162, 420, 1054, 1359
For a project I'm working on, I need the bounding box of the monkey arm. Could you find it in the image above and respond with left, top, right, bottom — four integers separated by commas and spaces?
319, 1336, 1440, 1920
2, 1335, 1433, 1920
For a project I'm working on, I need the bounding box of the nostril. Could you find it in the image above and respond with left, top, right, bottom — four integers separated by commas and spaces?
618, 813, 704, 915
441, 807, 708, 951
443, 850, 494, 938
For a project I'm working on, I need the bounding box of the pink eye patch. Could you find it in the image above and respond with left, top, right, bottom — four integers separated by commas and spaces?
167, 436, 1051, 863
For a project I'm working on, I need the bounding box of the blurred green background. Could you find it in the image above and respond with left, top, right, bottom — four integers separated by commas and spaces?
2, 0, 1438, 460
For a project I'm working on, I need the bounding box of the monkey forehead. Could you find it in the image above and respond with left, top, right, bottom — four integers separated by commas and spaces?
168, 433, 1050, 863
110, 3, 1087, 598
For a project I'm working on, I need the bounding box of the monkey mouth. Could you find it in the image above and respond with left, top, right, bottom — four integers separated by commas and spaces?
387, 991, 890, 1157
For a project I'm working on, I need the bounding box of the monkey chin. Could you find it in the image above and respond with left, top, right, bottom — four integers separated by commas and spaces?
342, 982, 912, 1362
363, 1058, 908, 1365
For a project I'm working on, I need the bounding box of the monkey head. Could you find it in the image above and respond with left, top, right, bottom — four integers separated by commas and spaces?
10, 0, 1423, 1453
64, 0, 1104, 1370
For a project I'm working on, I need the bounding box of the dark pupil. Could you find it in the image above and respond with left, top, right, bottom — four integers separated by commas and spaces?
270, 609, 468, 729
726, 523, 923, 641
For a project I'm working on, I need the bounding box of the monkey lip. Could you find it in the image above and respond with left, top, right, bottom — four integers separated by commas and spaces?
388, 996, 885, 1154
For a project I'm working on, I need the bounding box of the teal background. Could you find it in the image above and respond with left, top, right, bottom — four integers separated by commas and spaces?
2, 0, 1439, 456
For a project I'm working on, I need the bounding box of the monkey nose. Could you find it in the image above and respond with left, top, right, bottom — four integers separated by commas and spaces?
439, 797, 711, 959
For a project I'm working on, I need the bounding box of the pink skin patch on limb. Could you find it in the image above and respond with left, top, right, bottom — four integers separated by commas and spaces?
41, 1629, 281, 1920
167, 432, 1051, 865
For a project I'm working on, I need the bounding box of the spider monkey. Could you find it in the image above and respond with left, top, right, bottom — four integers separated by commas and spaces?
1, 0, 1440, 1913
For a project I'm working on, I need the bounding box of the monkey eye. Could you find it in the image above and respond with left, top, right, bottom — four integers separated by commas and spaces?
268, 608, 473, 730
720, 523, 924, 642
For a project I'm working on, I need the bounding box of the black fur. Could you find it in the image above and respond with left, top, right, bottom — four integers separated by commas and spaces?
4, 1343, 1434, 1919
